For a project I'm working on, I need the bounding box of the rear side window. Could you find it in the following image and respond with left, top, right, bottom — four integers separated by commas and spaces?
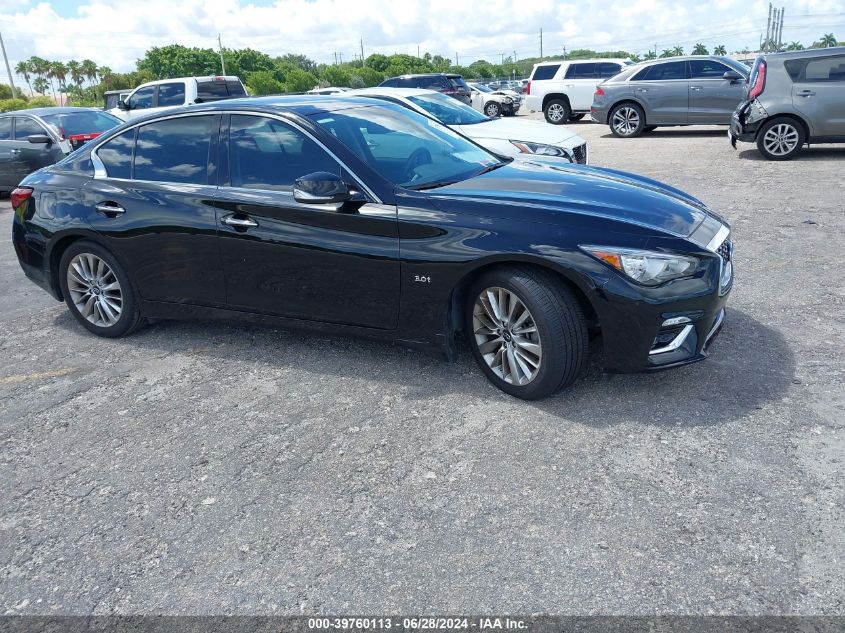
14, 117, 46, 139
804, 55, 845, 81
407, 76, 446, 90
228, 114, 338, 191
0, 117, 10, 140
689, 60, 732, 79
531, 64, 560, 80
134, 116, 213, 184
381, 78, 398, 87
448, 76, 470, 91
638, 61, 688, 80
98, 129, 135, 179
157, 82, 185, 106
598, 63, 623, 78
196, 79, 246, 101
565, 63, 597, 79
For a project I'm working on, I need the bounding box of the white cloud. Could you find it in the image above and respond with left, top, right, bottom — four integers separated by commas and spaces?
0, 0, 843, 77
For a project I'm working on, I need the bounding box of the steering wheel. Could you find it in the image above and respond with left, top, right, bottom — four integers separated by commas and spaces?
403, 147, 433, 183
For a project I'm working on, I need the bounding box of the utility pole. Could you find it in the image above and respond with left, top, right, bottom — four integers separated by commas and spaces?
0, 32, 17, 99
455, 52, 459, 66
765, 3, 772, 50
217, 34, 226, 75
778, 7, 785, 50
361, 39, 365, 66
417, 45, 420, 58
339, 52, 343, 64
562, 45, 567, 60
540, 28, 543, 59
501, 52, 505, 65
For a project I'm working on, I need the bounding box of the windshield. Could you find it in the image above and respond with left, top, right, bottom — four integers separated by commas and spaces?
309, 103, 500, 189
473, 83, 493, 93
41, 111, 121, 137
407, 92, 489, 125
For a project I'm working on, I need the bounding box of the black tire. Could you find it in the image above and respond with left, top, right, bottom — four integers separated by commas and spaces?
543, 98, 571, 125
756, 117, 805, 161
484, 101, 501, 117
609, 102, 646, 138
59, 239, 145, 338
465, 266, 588, 400
568, 113, 586, 121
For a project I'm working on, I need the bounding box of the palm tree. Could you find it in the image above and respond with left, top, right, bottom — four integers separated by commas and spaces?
673, 45, 684, 56
692, 43, 708, 55
820, 33, 837, 47
643, 50, 657, 60
98, 65, 112, 79
80, 59, 98, 86
786, 41, 805, 51
49, 61, 68, 104
714, 45, 727, 55
33, 77, 49, 96
660, 48, 674, 58
67, 60, 83, 88
15, 61, 32, 95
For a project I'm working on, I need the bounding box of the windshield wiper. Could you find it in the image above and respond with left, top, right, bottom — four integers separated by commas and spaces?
472, 162, 506, 177
407, 180, 460, 191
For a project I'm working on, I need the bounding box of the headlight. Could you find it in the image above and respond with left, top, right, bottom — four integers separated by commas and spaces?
580, 246, 701, 286
510, 140, 571, 159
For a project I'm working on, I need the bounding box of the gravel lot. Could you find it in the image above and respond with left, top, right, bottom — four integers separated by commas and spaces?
1, 114, 843, 617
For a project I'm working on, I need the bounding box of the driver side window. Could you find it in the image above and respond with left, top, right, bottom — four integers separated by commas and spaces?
128, 86, 155, 110
228, 114, 340, 192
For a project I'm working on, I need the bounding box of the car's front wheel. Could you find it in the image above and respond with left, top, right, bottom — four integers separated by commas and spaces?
59, 240, 145, 338
466, 267, 587, 400
484, 101, 501, 117
756, 117, 805, 160
609, 103, 646, 137
544, 99, 571, 125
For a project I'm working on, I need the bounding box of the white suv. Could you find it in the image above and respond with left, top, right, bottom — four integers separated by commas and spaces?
525, 59, 631, 124
107, 76, 247, 121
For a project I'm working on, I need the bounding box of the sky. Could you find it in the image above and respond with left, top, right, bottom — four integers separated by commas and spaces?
1, 0, 844, 84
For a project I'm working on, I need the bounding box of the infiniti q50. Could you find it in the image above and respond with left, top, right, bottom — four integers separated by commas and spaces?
11, 96, 732, 399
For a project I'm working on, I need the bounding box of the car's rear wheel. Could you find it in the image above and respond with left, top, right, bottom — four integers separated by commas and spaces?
484, 101, 501, 117
609, 103, 646, 137
568, 113, 586, 121
466, 267, 587, 400
59, 240, 145, 338
544, 99, 571, 125
756, 117, 805, 161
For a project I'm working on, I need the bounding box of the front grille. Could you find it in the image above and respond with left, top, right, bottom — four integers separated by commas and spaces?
571, 143, 587, 164
717, 239, 732, 263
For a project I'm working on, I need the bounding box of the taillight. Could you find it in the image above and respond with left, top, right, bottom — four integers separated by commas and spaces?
526, 81, 531, 95
748, 59, 766, 100
10, 187, 33, 210
594, 87, 605, 97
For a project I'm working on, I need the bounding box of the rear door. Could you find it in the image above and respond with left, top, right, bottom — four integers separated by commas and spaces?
789, 54, 845, 138
214, 113, 400, 328
86, 114, 225, 306
631, 61, 690, 124
563, 63, 599, 110
688, 59, 746, 124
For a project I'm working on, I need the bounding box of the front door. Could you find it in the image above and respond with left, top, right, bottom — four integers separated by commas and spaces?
688, 59, 746, 124
215, 114, 400, 329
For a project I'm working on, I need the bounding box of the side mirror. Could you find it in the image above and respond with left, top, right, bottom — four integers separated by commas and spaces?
27, 134, 52, 145
294, 172, 353, 205
723, 71, 743, 82
118, 99, 129, 110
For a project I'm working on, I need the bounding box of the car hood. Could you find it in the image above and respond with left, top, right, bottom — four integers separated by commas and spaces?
430, 159, 711, 238
455, 117, 581, 146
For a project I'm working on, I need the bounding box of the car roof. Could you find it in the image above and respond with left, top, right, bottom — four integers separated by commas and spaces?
533, 58, 630, 66
0, 107, 102, 117
351, 87, 436, 98
764, 45, 845, 59
133, 76, 243, 88
389, 73, 460, 78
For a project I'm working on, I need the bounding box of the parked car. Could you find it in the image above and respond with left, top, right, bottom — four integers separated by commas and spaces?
11, 95, 732, 399
305, 87, 350, 95
467, 82, 516, 117
729, 47, 845, 160
103, 90, 130, 111
591, 56, 750, 137
379, 73, 472, 105
0, 107, 121, 194
107, 75, 247, 121
525, 58, 632, 123
349, 87, 587, 163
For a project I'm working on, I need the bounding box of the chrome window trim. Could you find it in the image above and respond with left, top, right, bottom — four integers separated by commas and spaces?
649, 323, 694, 355
89, 109, 382, 204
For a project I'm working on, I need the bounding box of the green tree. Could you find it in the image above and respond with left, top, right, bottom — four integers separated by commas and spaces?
15, 61, 32, 95
692, 43, 708, 55
660, 49, 674, 58
137, 44, 219, 79
245, 70, 283, 95
284, 69, 317, 93
66, 60, 83, 88
222, 48, 275, 78
819, 33, 838, 47
673, 45, 684, 56
80, 59, 98, 85
350, 66, 384, 87
643, 50, 657, 60
786, 41, 804, 51
714, 44, 727, 55
320, 65, 351, 86
32, 76, 49, 95
276, 54, 317, 73
365, 53, 390, 72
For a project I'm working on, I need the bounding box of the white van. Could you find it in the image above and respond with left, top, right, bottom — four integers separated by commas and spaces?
107, 76, 247, 121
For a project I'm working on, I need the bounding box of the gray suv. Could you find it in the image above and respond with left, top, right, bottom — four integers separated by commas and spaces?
730, 47, 845, 160
591, 56, 749, 137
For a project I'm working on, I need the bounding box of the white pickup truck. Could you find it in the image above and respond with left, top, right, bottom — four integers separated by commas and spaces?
107, 75, 247, 121
525, 59, 632, 124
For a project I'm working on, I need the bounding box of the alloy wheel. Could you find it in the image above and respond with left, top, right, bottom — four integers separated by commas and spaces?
612, 106, 640, 136
66, 253, 123, 327
547, 103, 565, 122
472, 287, 543, 385
485, 102, 500, 117
762, 123, 799, 156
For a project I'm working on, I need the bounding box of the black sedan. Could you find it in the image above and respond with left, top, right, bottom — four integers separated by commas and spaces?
11, 96, 732, 399
0, 107, 121, 194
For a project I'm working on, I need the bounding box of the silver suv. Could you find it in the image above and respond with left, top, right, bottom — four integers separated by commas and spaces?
730, 47, 845, 160
591, 56, 749, 137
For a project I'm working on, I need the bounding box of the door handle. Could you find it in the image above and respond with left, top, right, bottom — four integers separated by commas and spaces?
797, 90, 816, 97
94, 201, 126, 216
636, 88, 649, 92
10, 148, 20, 154
221, 214, 258, 229
690, 86, 703, 91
